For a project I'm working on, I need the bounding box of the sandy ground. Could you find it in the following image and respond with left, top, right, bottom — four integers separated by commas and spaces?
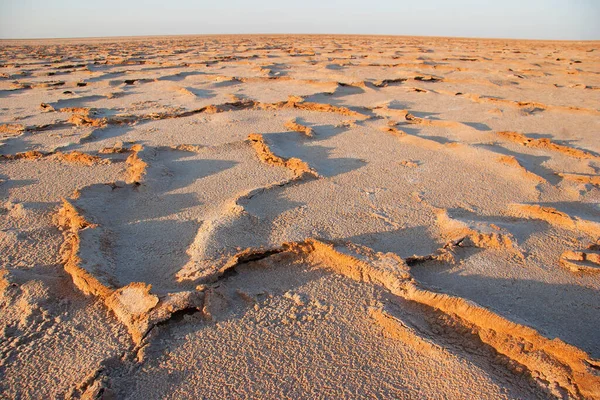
0, 35, 599, 399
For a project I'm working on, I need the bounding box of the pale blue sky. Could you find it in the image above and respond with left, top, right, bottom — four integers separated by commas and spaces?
0, 0, 598, 40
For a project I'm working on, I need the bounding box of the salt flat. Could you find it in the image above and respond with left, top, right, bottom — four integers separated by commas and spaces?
0, 35, 599, 399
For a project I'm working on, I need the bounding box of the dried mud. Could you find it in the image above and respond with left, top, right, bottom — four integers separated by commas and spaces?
1, 35, 599, 399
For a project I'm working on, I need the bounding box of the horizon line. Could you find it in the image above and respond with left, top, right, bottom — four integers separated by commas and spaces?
1, 32, 599, 42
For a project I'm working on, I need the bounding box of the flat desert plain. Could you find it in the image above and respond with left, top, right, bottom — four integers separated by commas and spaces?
0, 35, 599, 399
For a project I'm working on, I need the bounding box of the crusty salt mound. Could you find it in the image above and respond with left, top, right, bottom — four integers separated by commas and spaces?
1, 35, 599, 399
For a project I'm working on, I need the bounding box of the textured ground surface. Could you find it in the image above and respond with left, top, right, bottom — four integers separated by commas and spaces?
1, 35, 599, 399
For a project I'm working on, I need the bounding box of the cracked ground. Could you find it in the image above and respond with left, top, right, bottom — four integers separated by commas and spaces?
1, 35, 599, 399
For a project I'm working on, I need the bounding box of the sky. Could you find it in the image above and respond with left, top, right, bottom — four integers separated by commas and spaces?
0, 0, 598, 40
